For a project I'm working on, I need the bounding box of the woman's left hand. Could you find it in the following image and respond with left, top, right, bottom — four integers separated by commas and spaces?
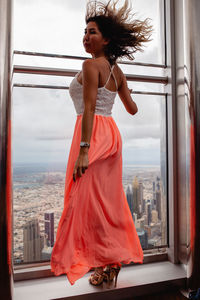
73, 150, 89, 182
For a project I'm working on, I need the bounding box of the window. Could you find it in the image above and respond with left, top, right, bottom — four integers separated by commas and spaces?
13, 0, 164, 62
13, 0, 167, 270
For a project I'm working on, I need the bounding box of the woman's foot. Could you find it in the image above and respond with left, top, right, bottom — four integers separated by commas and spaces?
89, 267, 105, 286
103, 264, 121, 287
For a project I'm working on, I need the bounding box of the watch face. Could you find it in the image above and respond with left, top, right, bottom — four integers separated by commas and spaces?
80, 142, 90, 147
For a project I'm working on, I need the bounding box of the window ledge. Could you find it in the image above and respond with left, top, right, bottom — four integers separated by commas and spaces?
14, 261, 187, 300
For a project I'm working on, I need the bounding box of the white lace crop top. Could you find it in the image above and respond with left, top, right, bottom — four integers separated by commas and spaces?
69, 65, 118, 116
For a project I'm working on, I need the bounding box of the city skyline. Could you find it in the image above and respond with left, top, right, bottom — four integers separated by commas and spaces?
13, 164, 167, 264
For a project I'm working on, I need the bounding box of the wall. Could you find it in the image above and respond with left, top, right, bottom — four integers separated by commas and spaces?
171, 0, 200, 291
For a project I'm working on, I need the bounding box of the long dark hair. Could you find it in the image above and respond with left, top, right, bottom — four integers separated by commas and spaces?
86, 0, 153, 65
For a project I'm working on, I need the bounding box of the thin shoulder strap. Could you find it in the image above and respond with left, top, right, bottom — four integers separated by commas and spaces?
76, 70, 81, 76
104, 66, 112, 87
111, 65, 118, 90
104, 65, 118, 90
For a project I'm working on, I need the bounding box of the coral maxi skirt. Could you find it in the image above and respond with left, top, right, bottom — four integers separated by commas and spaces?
50, 114, 144, 285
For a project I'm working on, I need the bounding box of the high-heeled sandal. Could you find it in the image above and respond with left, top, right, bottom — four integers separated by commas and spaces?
103, 265, 121, 287
89, 267, 105, 286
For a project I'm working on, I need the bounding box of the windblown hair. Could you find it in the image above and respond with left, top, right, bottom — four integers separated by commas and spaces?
85, 0, 153, 65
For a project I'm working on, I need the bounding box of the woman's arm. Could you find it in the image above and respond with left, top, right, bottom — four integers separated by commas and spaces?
118, 71, 138, 115
73, 59, 98, 182
81, 59, 98, 145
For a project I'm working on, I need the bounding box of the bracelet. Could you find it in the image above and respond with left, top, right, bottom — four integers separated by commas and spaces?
80, 141, 90, 148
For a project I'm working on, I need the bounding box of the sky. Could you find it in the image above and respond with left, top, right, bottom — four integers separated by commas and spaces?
12, 0, 166, 167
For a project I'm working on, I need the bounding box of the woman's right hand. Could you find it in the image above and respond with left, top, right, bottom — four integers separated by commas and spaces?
73, 149, 89, 182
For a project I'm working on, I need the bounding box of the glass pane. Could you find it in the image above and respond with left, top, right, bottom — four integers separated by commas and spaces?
13, 87, 167, 264
113, 94, 167, 249
14, 0, 164, 64
12, 88, 73, 263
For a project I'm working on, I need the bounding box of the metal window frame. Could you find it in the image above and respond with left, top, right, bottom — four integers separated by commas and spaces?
12, 65, 170, 280
12, 0, 178, 282
164, 0, 179, 264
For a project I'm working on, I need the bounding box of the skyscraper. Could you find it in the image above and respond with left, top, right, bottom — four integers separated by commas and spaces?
126, 184, 133, 216
156, 189, 161, 220
44, 211, 54, 247
137, 229, 148, 249
146, 202, 152, 225
153, 181, 156, 192
23, 218, 44, 262
139, 180, 144, 215
153, 181, 156, 209
132, 176, 140, 217
156, 176, 160, 191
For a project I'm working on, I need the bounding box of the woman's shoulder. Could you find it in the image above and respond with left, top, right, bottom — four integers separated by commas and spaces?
82, 57, 123, 70
82, 57, 101, 68
82, 58, 96, 68
82, 57, 111, 76
83, 57, 112, 68
81, 58, 99, 77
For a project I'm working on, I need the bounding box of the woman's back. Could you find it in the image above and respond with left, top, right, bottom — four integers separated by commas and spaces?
69, 58, 121, 116
77, 57, 121, 92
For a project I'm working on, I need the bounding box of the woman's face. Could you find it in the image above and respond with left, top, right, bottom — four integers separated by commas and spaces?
83, 21, 109, 57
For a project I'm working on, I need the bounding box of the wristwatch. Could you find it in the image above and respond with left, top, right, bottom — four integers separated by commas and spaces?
80, 141, 90, 148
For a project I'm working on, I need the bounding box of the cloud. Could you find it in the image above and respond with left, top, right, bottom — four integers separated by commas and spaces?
61, 0, 86, 12
121, 124, 160, 140
14, 0, 86, 56
14, 0, 162, 59
12, 88, 76, 140
35, 135, 69, 141
113, 94, 163, 137
123, 137, 160, 148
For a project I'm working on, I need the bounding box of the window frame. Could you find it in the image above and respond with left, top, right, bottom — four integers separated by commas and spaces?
12, 0, 179, 282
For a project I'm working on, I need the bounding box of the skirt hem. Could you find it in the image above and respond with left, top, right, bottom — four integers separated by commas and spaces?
51, 256, 144, 285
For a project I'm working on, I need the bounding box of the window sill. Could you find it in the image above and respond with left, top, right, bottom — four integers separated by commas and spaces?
14, 261, 187, 300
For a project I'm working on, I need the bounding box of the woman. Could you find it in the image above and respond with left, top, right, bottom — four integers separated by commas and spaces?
50, 0, 153, 287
